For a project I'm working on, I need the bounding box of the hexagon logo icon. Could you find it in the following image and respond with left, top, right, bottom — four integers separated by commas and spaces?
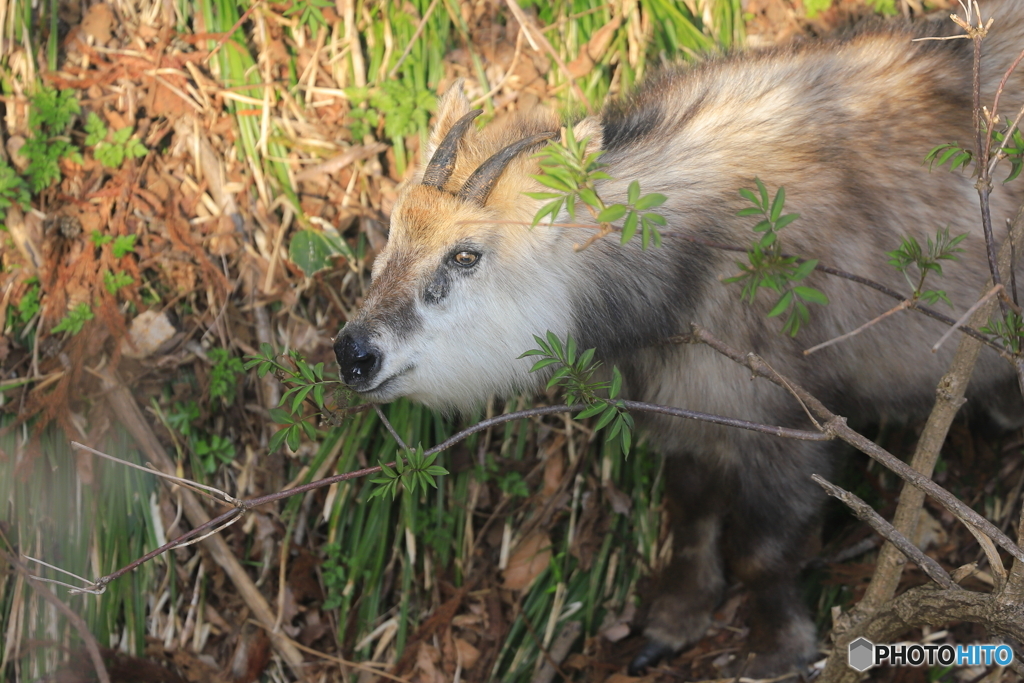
848, 637, 875, 672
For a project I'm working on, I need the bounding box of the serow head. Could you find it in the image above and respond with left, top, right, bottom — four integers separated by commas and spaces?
334, 84, 575, 411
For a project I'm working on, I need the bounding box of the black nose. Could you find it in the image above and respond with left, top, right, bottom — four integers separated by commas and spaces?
335, 326, 382, 387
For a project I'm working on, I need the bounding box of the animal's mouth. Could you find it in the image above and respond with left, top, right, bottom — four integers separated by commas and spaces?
357, 365, 414, 400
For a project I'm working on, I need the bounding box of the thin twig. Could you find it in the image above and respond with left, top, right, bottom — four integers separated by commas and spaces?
689, 323, 1024, 563
804, 300, 911, 355
70, 441, 239, 505
987, 46, 1024, 175
619, 400, 831, 441
1, 549, 111, 683
931, 284, 1003, 352
374, 404, 410, 451
19, 555, 104, 594
38, 399, 828, 592
813, 475, 958, 590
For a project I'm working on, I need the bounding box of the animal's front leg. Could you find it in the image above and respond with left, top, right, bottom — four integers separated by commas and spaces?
630, 457, 730, 675
721, 438, 831, 677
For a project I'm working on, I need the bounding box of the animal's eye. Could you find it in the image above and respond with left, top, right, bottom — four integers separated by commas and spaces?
452, 251, 479, 267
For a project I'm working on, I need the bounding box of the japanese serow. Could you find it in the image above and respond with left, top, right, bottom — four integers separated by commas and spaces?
336, 3, 1024, 676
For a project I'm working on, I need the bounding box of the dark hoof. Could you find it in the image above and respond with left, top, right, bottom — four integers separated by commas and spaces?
628, 640, 676, 676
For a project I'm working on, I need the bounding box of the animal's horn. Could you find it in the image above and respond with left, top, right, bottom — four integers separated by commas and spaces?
422, 109, 483, 189
457, 131, 558, 206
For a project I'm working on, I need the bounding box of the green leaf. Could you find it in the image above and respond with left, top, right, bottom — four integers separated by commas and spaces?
268, 428, 289, 453
792, 259, 818, 280
579, 188, 601, 207
610, 366, 622, 399
793, 286, 829, 305
534, 174, 573, 192
594, 405, 618, 430
289, 230, 338, 276
620, 426, 631, 455
546, 366, 572, 389
739, 187, 760, 208
597, 204, 627, 223
769, 187, 786, 223
755, 177, 769, 207
84, 112, 107, 146
577, 347, 596, 369
634, 193, 667, 211
529, 357, 561, 372
950, 152, 972, 170
774, 213, 800, 231
621, 211, 638, 244
286, 425, 301, 451
767, 291, 794, 318
627, 180, 640, 205
291, 384, 314, 413
532, 199, 564, 227
576, 403, 607, 419
111, 127, 133, 145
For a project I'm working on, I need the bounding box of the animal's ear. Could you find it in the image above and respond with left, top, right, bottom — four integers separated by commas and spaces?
427, 80, 472, 159
572, 117, 604, 156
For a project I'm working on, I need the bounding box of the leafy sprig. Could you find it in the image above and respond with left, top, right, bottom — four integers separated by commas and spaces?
85, 112, 147, 169
368, 445, 449, 501
208, 348, 244, 404
527, 127, 667, 249
23, 86, 83, 192
520, 332, 635, 454
245, 343, 344, 452
103, 270, 133, 294
51, 302, 94, 335
0, 159, 30, 224
885, 227, 967, 307
925, 117, 1024, 182
990, 119, 1024, 182
724, 179, 828, 336
925, 142, 973, 174
981, 310, 1023, 354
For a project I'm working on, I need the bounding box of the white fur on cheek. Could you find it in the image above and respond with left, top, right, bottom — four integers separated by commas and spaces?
376, 253, 574, 412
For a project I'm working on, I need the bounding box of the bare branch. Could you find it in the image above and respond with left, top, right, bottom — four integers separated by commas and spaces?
812, 475, 958, 590
0, 549, 111, 683
689, 324, 1024, 563
374, 404, 410, 451
70, 441, 239, 505
804, 300, 911, 356
931, 284, 1003, 352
